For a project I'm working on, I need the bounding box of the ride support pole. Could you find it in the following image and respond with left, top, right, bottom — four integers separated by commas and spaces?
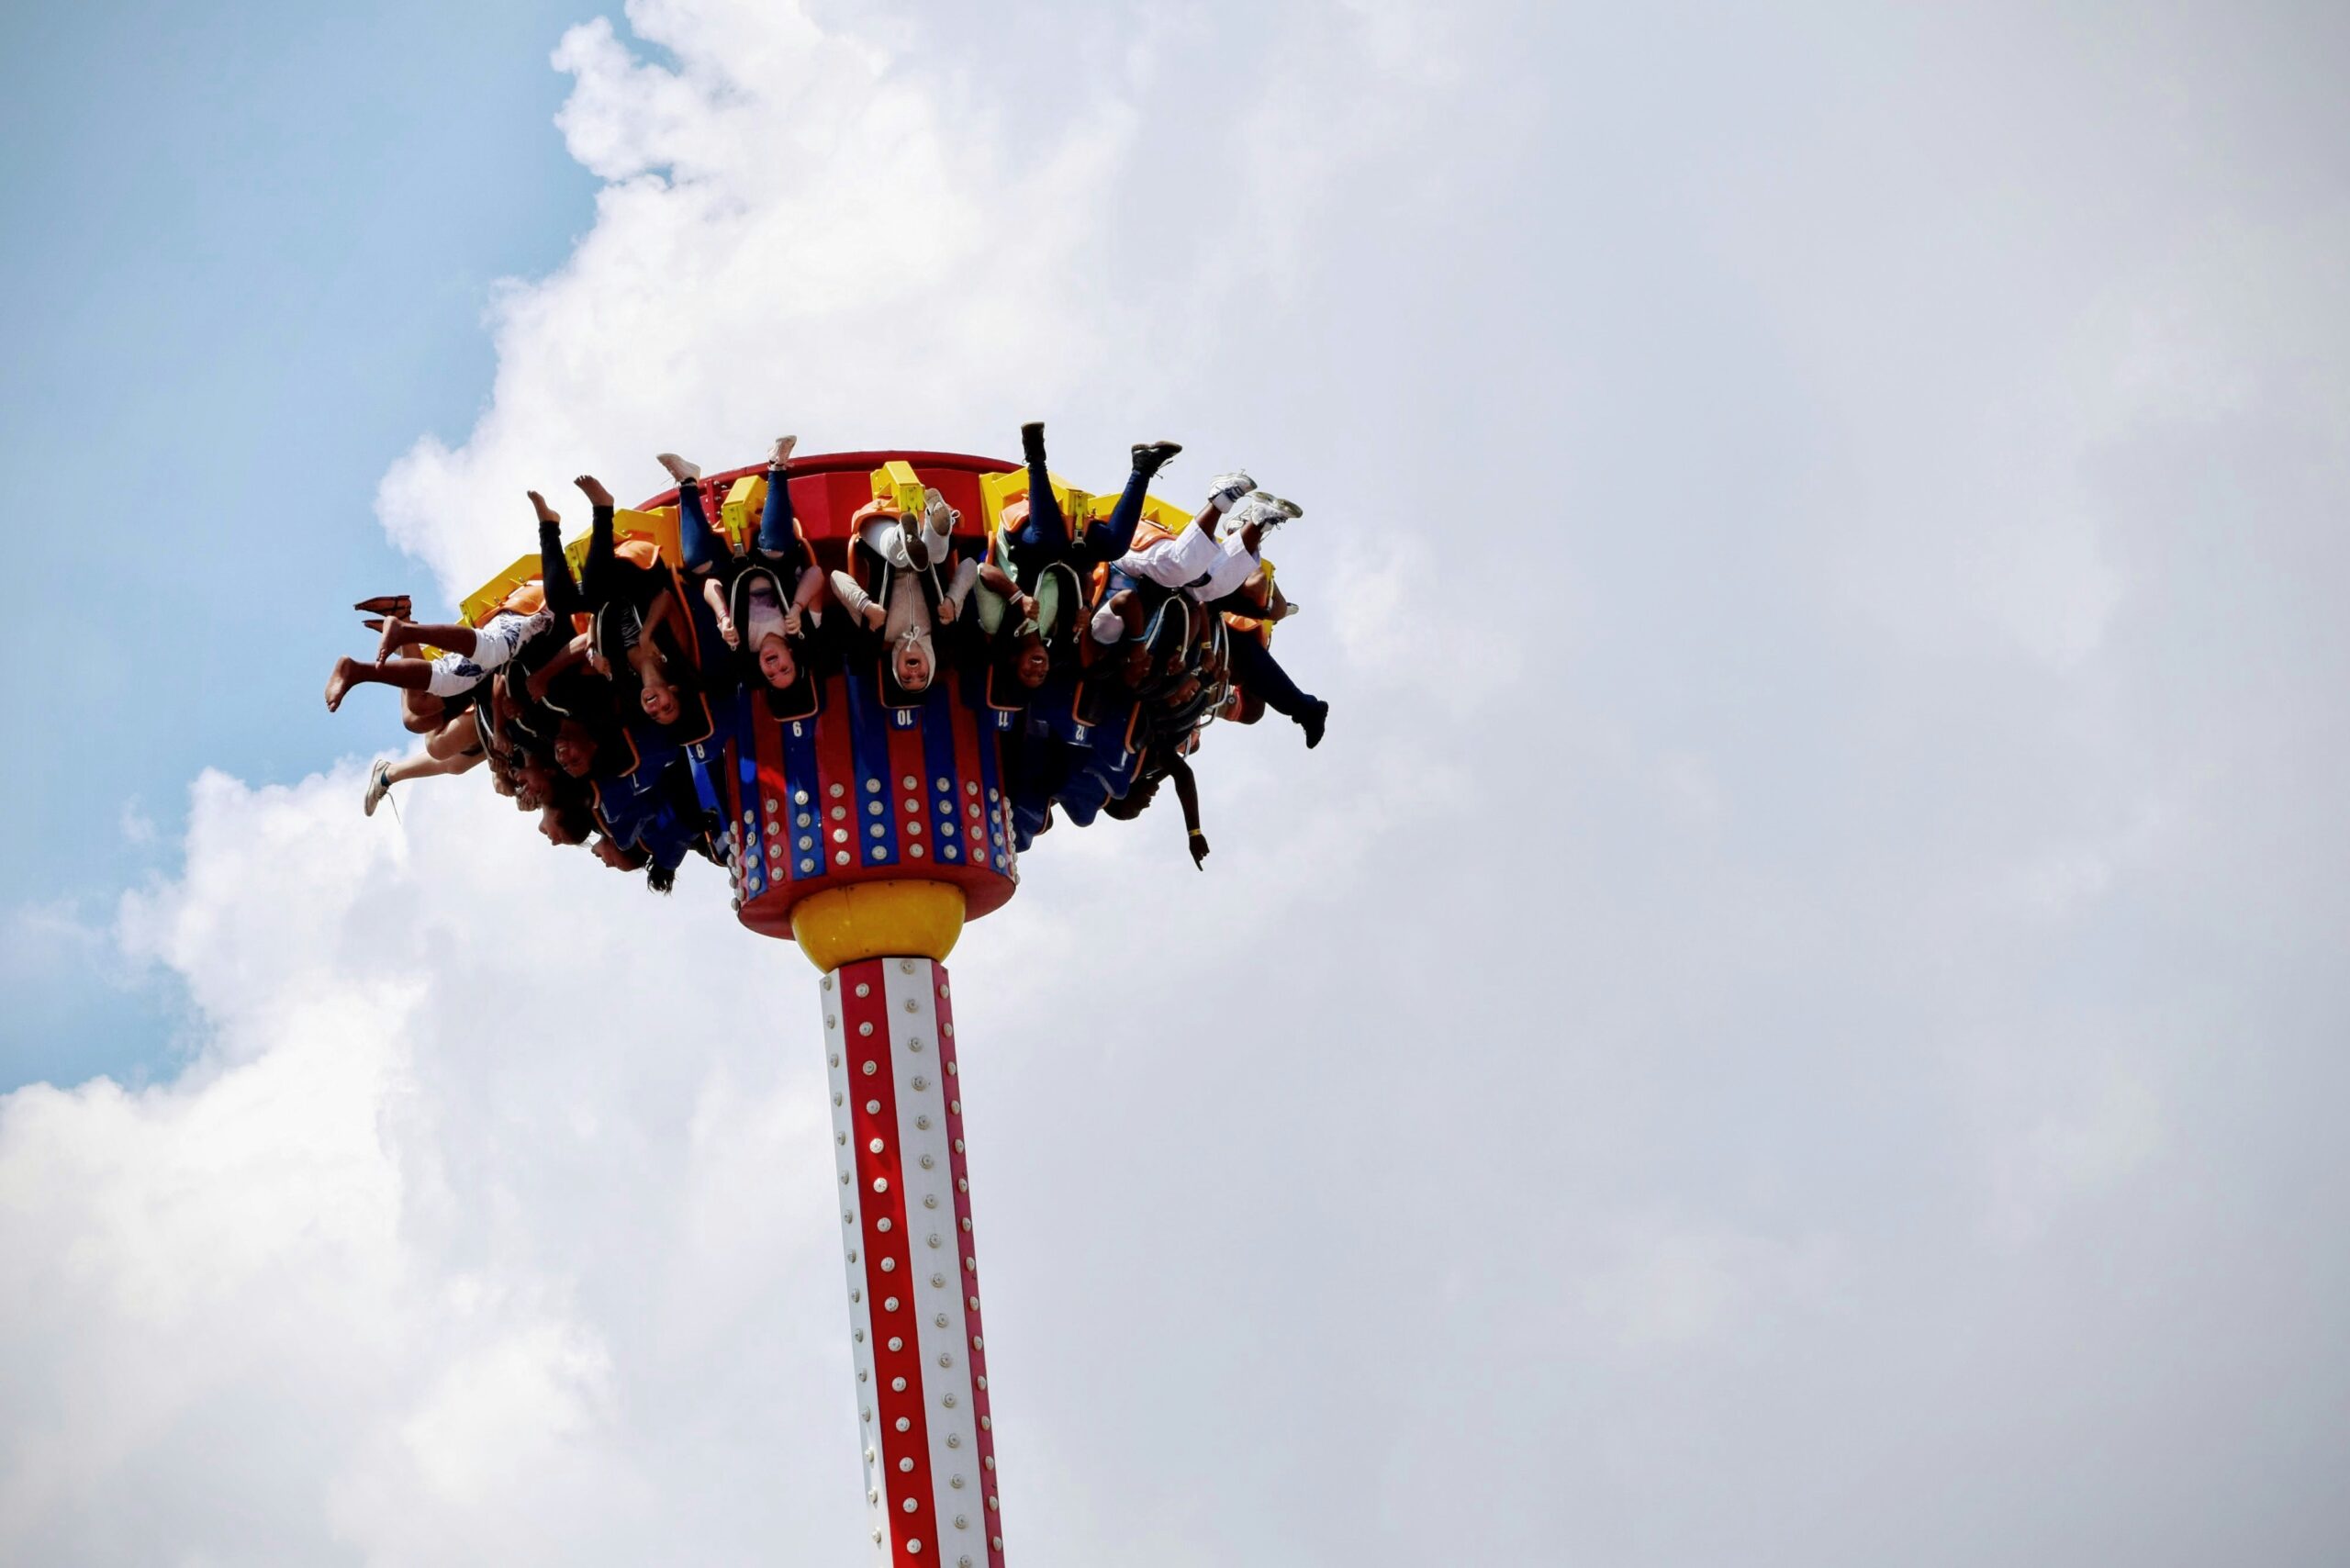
820, 953, 1007, 1567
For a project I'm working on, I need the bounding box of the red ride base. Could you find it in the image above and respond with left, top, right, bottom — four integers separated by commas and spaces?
651, 452, 1024, 942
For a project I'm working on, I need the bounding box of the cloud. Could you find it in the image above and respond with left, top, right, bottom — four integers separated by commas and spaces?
375, 0, 1169, 603
118, 801, 157, 846
1, 767, 871, 1564
15, 2, 2350, 1564
1985, 1059, 2165, 1247
1578, 1215, 1854, 1351
373, 0, 1488, 609
377, 0, 1146, 599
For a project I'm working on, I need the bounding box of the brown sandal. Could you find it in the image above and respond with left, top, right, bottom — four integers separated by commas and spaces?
354, 595, 413, 619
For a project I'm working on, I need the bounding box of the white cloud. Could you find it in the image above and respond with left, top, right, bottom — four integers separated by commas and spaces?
1985, 1058, 2167, 1247
378, 0, 1151, 600
15, 2, 2350, 1564
1578, 1216, 1853, 1351
1, 767, 857, 1564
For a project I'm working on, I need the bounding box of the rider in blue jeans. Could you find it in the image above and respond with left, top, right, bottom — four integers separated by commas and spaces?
1001, 420, 1182, 587
657, 437, 827, 691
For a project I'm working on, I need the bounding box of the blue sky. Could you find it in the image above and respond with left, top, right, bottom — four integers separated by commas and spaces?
1, 1, 597, 1086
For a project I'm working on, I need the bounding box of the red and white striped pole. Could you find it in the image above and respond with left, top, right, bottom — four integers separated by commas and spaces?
820, 954, 1005, 1566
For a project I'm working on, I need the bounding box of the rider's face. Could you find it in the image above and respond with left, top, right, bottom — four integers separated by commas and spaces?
757, 635, 797, 688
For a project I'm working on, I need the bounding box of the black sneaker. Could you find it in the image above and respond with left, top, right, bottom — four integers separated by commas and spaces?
1020, 421, 1047, 466
1300, 699, 1328, 750
1131, 440, 1181, 477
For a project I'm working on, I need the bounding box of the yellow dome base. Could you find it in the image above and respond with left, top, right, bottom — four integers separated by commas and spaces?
791, 880, 968, 972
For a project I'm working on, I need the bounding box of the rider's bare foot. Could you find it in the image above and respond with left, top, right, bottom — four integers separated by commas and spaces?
574, 475, 613, 509
325, 656, 359, 712
374, 615, 408, 665
528, 490, 560, 526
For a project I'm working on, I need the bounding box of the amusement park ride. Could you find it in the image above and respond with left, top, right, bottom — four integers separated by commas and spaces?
449, 448, 1292, 1563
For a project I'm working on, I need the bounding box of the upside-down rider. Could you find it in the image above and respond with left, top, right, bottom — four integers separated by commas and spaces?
1092, 479, 1328, 748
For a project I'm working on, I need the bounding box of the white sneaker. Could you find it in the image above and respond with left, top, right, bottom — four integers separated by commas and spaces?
1223, 492, 1279, 532
364, 759, 393, 818
1207, 471, 1255, 511
656, 453, 701, 483
769, 434, 798, 467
